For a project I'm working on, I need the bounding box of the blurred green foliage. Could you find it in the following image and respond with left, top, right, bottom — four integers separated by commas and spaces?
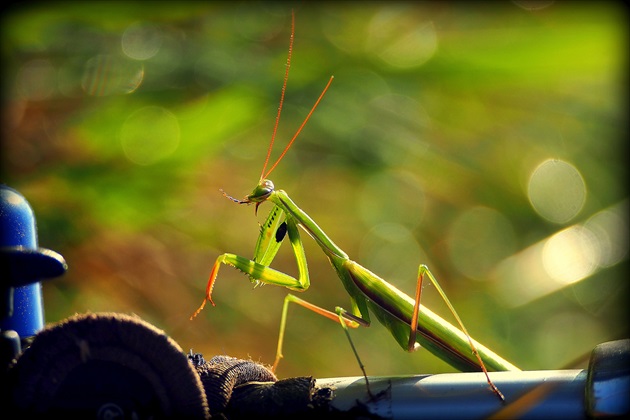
2, 1, 627, 380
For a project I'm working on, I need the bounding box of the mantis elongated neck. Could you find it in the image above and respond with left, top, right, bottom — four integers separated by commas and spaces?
270, 190, 348, 260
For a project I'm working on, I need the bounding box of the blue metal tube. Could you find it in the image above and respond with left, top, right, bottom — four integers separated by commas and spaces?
315, 339, 629, 419
1, 185, 66, 338
317, 370, 586, 419
1, 186, 43, 337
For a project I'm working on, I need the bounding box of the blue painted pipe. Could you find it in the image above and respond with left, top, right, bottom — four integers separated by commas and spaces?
1, 185, 66, 338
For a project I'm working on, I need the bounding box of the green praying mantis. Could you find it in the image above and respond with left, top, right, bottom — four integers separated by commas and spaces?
191, 11, 519, 402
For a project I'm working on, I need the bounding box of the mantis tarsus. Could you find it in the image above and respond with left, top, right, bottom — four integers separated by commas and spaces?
191, 11, 518, 403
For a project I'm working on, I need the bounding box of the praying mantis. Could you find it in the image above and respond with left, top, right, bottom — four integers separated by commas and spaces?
191, 11, 518, 402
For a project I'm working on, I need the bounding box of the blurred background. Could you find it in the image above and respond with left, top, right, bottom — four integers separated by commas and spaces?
2, 1, 627, 379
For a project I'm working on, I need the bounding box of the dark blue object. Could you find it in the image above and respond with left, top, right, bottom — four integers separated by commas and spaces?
1, 185, 67, 338
586, 339, 630, 417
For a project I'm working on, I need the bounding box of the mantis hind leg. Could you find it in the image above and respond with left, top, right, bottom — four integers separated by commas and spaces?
409, 264, 505, 401
274, 294, 374, 397
334, 306, 375, 398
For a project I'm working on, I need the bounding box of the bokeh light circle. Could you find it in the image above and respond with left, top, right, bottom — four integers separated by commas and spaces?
122, 22, 163, 61
120, 106, 180, 165
82, 54, 144, 96
358, 170, 425, 230
447, 206, 516, 282
366, 9, 438, 69
542, 225, 599, 285
528, 159, 586, 224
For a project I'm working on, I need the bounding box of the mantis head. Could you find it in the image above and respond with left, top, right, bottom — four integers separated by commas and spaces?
220, 179, 274, 213
248, 179, 275, 203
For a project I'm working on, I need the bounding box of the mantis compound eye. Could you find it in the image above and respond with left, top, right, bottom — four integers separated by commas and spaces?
247, 179, 275, 203
260, 179, 274, 193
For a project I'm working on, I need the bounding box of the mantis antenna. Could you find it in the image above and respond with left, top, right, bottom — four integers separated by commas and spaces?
259, 10, 334, 182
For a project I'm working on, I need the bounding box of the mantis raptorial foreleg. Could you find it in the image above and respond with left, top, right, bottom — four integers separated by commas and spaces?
190, 204, 309, 319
